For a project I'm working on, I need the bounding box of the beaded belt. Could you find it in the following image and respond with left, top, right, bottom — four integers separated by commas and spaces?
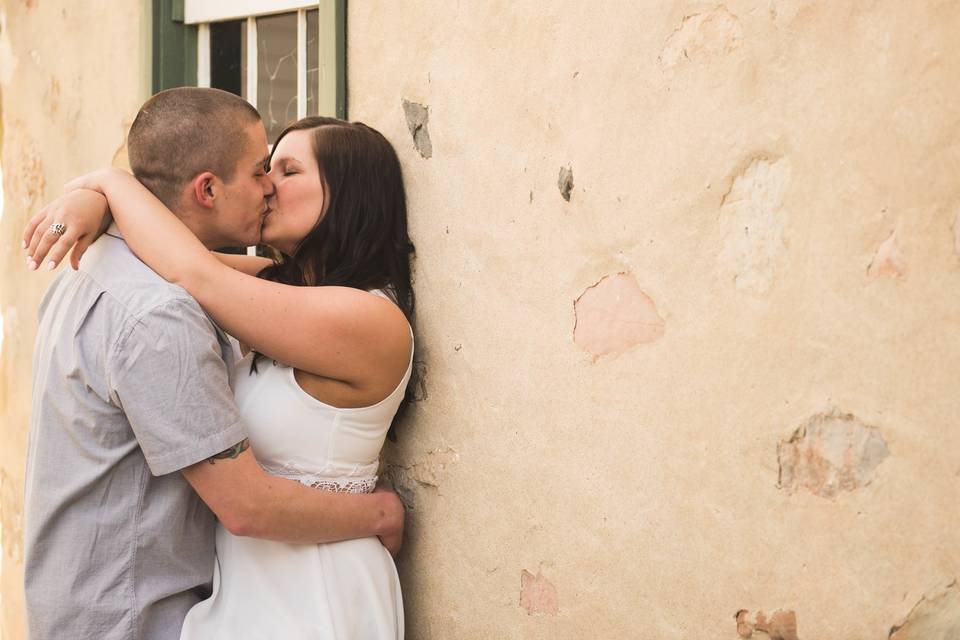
260, 462, 378, 494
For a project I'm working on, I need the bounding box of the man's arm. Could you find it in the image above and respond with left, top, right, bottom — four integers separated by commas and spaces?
109, 299, 404, 553
180, 441, 404, 552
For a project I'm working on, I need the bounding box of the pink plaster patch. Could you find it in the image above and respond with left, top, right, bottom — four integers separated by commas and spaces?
520, 569, 558, 616
573, 273, 665, 358
867, 229, 905, 278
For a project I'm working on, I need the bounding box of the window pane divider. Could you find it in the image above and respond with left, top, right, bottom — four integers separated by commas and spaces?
246, 15, 259, 257
197, 23, 211, 88
297, 9, 307, 119
245, 17, 258, 108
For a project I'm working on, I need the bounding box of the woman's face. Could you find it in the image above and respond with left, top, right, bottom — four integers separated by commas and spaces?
261, 129, 326, 255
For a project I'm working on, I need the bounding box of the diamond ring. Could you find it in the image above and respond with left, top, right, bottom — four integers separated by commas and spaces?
49, 223, 67, 237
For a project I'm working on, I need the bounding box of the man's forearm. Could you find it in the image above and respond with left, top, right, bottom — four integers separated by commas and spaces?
236, 473, 398, 544
182, 446, 402, 546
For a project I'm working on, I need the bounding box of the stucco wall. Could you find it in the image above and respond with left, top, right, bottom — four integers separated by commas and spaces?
0, 1, 148, 637
1, 1, 959, 639
352, 2, 960, 638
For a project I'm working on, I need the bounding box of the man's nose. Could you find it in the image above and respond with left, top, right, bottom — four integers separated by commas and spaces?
262, 177, 276, 198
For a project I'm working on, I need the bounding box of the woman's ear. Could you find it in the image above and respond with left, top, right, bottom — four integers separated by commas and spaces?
190, 172, 217, 209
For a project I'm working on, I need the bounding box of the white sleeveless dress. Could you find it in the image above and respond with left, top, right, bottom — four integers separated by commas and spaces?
180, 292, 411, 640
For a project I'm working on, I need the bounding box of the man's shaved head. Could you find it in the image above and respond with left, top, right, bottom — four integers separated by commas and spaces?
127, 87, 261, 209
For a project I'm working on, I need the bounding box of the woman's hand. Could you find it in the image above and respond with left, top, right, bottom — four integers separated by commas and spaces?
23, 188, 112, 271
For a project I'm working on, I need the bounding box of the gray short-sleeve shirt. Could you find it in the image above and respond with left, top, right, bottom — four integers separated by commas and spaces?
24, 231, 248, 640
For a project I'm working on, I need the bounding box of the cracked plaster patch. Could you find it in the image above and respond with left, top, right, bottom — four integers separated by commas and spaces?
573, 273, 665, 359
520, 569, 558, 616
736, 609, 799, 640
384, 447, 459, 508
659, 6, 743, 72
777, 410, 889, 499
868, 229, 905, 278
402, 99, 432, 159
558, 165, 573, 202
889, 581, 960, 640
718, 157, 791, 294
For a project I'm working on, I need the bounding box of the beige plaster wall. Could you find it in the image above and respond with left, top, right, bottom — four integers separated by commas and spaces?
352, 1, 960, 638
1, 1, 959, 639
0, 1, 148, 637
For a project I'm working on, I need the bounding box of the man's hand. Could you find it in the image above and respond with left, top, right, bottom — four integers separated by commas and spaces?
23, 189, 112, 271
373, 484, 405, 557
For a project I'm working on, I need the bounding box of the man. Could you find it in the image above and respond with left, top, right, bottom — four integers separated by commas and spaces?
22, 87, 405, 639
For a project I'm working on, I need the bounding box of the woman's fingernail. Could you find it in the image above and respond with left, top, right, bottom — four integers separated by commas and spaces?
21, 240, 27, 249
28, 260, 38, 271
47, 261, 56, 270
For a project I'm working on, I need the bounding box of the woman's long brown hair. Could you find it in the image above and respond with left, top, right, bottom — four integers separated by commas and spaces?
253, 117, 416, 438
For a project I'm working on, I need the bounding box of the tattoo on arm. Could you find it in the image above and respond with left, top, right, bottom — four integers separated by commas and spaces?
206, 438, 250, 464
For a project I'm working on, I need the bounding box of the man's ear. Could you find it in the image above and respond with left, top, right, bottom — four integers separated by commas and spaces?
190, 172, 218, 209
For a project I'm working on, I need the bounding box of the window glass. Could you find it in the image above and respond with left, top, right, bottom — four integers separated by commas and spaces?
210, 19, 246, 97
257, 12, 298, 143
306, 9, 319, 116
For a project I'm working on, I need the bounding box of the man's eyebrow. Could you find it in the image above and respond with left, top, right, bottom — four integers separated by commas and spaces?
254, 154, 270, 170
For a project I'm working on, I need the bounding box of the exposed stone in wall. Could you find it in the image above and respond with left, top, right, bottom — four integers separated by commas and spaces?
573, 273, 665, 359
557, 165, 573, 201
736, 609, 799, 640
384, 447, 459, 508
718, 157, 791, 294
404, 447, 459, 488
867, 229, 905, 278
777, 410, 889, 498
889, 581, 960, 640
658, 6, 743, 73
410, 359, 428, 402
520, 569, 558, 616
402, 99, 432, 159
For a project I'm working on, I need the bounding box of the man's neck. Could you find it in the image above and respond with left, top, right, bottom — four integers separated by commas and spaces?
174, 207, 222, 250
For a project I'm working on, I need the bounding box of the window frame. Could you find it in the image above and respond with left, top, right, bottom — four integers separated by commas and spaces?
152, 0, 346, 119
152, 0, 346, 254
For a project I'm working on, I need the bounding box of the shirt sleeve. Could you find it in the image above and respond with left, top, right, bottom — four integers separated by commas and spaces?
108, 297, 248, 476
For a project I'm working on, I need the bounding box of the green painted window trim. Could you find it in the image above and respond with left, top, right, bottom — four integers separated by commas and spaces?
152, 0, 197, 92
151, 0, 346, 118
330, 0, 347, 119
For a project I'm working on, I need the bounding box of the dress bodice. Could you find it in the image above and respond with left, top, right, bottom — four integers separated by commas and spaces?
232, 298, 412, 493
180, 291, 410, 640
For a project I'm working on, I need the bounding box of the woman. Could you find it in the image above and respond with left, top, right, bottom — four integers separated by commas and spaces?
24, 116, 414, 639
